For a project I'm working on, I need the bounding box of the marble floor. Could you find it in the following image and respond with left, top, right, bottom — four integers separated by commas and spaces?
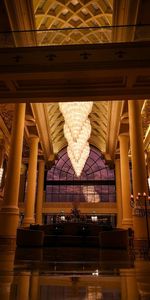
0, 246, 150, 300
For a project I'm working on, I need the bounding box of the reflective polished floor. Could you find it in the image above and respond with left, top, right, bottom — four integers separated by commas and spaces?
0, 246, 150, 300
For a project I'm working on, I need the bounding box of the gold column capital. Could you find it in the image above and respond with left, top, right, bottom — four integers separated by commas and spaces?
29, 135, 39, 143
118, 133, 129, 142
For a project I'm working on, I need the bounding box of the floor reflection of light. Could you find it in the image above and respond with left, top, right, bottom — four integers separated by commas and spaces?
88, 286, 103, 300
92, 269, 99, 276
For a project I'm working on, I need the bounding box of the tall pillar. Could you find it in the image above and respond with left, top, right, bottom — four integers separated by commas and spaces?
119, 134, 132, 228
0, 104, 26, 244
23, 136, 39, 226
128, 100, 148, 239
35, 160, 45, 224
115, 158, 122, 228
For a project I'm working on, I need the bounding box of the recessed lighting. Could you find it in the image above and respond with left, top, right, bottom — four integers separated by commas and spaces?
71, 0, 79, 6
62, 8, 68, 16
81, 8, 88, 15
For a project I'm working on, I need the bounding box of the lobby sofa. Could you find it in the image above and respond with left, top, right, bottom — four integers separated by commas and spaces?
16, 223, 129, 249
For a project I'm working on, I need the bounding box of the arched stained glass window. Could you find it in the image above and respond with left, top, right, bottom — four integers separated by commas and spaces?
46, 146, 116, 202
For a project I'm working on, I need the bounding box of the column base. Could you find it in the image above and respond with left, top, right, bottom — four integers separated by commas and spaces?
0, 282, 12, 300
0, 206, 19, 250
22, 217, 35, 227
122, 218, 133, 228
0, 206, 19, 237
0, 236, 16, 251
35, 216, 42, 225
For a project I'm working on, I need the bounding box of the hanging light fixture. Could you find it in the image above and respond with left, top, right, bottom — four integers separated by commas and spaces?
59, 102, 93, 176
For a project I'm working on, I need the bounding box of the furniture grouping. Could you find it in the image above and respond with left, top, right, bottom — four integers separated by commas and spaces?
17, 222, 129, 249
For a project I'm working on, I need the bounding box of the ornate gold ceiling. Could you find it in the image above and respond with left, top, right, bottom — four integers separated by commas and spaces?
142, 100, 150, 151
33, 0, 113, 45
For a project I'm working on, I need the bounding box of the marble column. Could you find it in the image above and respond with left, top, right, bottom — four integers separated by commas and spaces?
0, 103, 26, 244
35, 160, 45, 224
23, 136, 39, 226
128, 100, 149, 240
119, 134, 132, 228
115, 158, 122, 228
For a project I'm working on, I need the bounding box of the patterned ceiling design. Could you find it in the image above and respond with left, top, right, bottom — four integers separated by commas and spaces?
141, 99, 150, 150
33, 0, 113, 45
0, 104, 14, 133
46, 103, 66, 154
89, 101, 109, 152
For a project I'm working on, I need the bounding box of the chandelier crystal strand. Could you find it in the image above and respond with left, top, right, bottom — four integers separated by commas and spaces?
59, 102, 93, 176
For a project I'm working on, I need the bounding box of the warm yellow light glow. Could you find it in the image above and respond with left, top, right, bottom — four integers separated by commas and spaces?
141, 99, 147, 114
59, 102, 93, 176
0, 167, 3, 186
145, 124, 150, 140
148, 177, 150, 189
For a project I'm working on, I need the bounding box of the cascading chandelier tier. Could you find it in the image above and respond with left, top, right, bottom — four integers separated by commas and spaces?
59, 102, 93, 177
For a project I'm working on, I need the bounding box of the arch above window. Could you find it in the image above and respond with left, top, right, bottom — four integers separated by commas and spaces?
47, 146, 115, 181
46, 146, 116, 203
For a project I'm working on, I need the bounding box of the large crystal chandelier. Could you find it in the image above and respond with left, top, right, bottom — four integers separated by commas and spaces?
59, 102, 93, 177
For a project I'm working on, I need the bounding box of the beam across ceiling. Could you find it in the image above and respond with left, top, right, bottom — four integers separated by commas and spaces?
0, 42, 150, 102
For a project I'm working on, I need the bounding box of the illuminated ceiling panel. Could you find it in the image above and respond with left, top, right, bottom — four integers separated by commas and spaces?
33, 0, 113, 46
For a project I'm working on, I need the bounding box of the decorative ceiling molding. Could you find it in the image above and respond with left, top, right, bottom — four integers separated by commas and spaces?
33, 0, 113, 46
0, 115, 11, 156
107, 100, 124, 160
89, 101, 109, 153
1, 42, 150, 102
142, 100, 150, 150
46, 103, 66, 154
31, 103, 54, 161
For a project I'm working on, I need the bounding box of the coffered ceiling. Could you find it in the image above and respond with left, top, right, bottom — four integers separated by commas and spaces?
33, 0, 113, 45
